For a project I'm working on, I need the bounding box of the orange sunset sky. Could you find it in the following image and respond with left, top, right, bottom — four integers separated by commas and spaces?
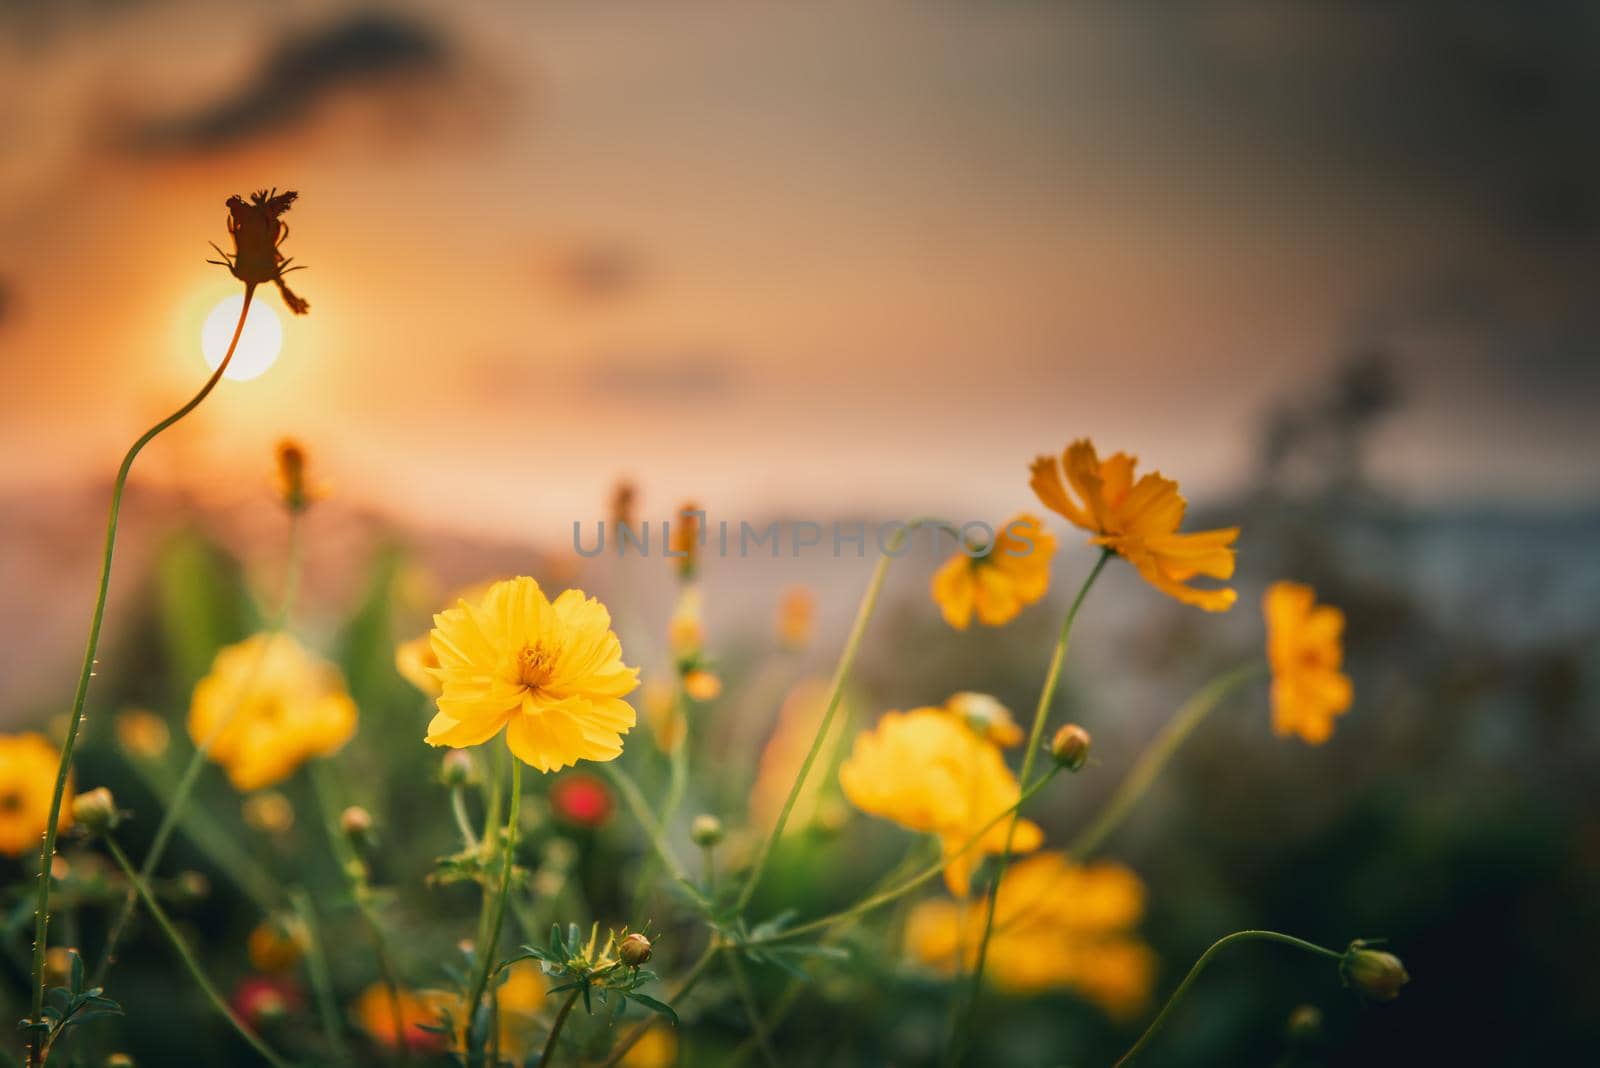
3, 1, 1596, 543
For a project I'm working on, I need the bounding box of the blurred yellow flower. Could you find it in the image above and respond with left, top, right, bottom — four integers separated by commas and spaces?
1030, 440, 1239, 612
0, 732, 72, 857
667, 588, 705, 657
354, 984, 453, 1051
394, 635, 443, 698
189, 634, 358, 792
247, 915, 308, 973
1265, 581, 1353, 744
425, 577, 639, 772
114, 709, 170, 759
751, 679, 851, 836
839, 708, 1042, 895
621, 1027, 679, 1068
643, 679, 685, 753
491, 961, 548, 1061
942, 692, 1023, 747
905, 854, 1156, 1020
776, 585, 816, 649
931, 514, 1056, 629
241, 791, 295, 834
683, 668, 722, 702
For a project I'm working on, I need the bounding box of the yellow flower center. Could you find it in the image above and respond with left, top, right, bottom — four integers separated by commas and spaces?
516, 644, 556, 690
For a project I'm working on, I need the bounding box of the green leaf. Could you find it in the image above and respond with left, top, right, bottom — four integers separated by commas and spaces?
625, 994, 679, 1027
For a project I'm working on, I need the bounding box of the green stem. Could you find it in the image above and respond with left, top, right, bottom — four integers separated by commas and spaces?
598, 939, 721, 1068
727, 952, 781, 1068
30, 286, 256, 1062
290, 887, 352, 1065
102, 835, 294, 1068
758, 770, 1061, 944
735, 517, 951, 911
537, 988, 580, 1068
451, 786, 480, 851
602, 765, 693, 889
1068, 661, 1264, 862
93, 508, 304, 986
952, 549, 1110, 1062
1113, 930, 1342, 1068
465, 759, 522, 1063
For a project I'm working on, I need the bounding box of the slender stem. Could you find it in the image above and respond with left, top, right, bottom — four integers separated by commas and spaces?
94, 508, 304, 986
1068, 661, 1264, 862
952, 550, 1110, 1062
1113, 930, 1342, 1068
30, 286, 256, 1061
598, 940, 721, 1068
630, 685, 691, 925
537, 989, 580, 1067
759, 770, 1061, 944
451, 786, 480, 851
736, 517, 951, 911
290, 887, 353, 1065
102, 835, 294, 1068
727, 952, 781, 1068
466, 759, 522, 1061
602, 765, 693, 888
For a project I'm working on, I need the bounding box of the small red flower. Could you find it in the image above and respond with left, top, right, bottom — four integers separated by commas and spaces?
549, 772, 614, 828
232, 975, 303, 1029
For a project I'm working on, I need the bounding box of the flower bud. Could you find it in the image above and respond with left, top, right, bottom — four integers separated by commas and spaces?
72, 787, 119, 833
618, 932, 653, 967
441, 750, 476, 787
690, 814, 724, 848
1285, 1004, 1322, 1042
341, 805, 374, 843
274, 439, 316, 513
683, 668, 722, 702
1049, 724, 1092, 771
1340, 941, 1409, 1001
670, 501, 702, 580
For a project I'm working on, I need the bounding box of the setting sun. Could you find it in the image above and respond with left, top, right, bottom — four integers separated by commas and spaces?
201, 294, 282, 381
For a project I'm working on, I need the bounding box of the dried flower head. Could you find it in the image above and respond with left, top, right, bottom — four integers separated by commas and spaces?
273, 439, 323, 513
210, 188, 310, 314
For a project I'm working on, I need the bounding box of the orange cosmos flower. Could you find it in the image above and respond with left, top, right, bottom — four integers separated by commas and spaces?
931, 514, 1057, 629
1030, 440, 1239, 611
1264, 581, 1353, 744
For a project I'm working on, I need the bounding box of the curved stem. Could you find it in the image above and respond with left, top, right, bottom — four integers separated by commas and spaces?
598, 940, 721, 1068
466, 758, 522, 1061
735, 517, 953, 911
537, 988, 580, 1067
1068, 661, 1264, 862
94, 508, 304, 986
103, 835, 294, 1068
1113, 930, 1342, 1068
30, 286, 256, 1061
952, 550, 1110, 1062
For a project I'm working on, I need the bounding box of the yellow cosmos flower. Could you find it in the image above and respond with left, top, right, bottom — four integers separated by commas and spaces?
1030, 440, 1239, 612
489, 961, 548, 1061
839, 708, 1042, 895
621, 1027, 679, 1068
667, 587, 705, 657
189, 634, 358, 792
1265, 581, 1353, 744
0, 732, 72, 857
394, 635, 443, 698
905, 853, 1156, 1020
931, 514, 1057, 629
425, 577, 639, 773
942, 692, 1023, 747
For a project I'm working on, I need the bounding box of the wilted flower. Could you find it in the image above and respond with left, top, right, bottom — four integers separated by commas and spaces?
1264, 582, 1353, 744
839, 708, 1042, 895
114, 709, 170, 759
906, 854, 1156, 1019
424, 577, 639, 772
931, 514, 1057, 629
944, 692, 1023, 747
210, 188, 309, 314
776, 585, 816, 649
549, 772, 614, 828
1030, 440, 1239, 611
247, 915, 309, 974
0, 732, 72, 856
188, 634, 358, 791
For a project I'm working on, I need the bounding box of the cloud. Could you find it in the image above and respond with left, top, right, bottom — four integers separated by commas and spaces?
123, 10, 453, 154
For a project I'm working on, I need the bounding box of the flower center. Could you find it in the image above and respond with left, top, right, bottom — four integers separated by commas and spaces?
0, 791, 22, 814
516, 644, 556, 690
